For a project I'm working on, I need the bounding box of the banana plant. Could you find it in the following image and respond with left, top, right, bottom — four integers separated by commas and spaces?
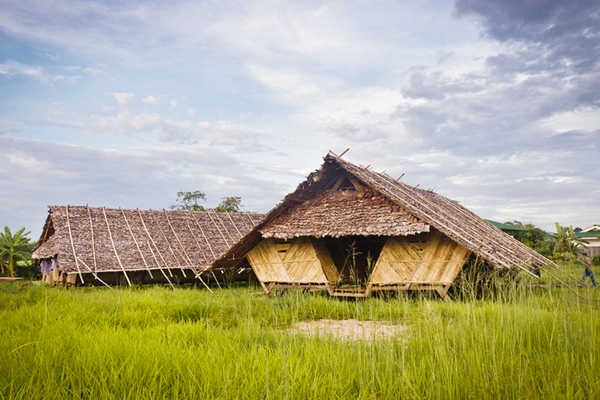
552, 222, 588, 255
0, 227, 33, 277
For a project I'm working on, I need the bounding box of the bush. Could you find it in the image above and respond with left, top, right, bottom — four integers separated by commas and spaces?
593, 255, 600, 266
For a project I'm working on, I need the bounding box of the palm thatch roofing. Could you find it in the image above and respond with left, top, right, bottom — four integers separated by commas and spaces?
33, 206, 264, 285
214, 152, 554, 273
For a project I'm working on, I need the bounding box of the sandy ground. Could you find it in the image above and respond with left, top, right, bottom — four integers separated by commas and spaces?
287, 319, 407, 342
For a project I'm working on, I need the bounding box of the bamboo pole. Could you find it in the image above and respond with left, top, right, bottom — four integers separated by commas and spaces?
192, 213, 218, 260
86, 205, 99, 276
136, 209, 174, 288
149, 211, 188, 277
226, 212, 243, 239
65, 205, 85, 284
102, 207, 131, 286
74, 256, 114, 289
163, 210, 212, 292
121, 209, 154, 278
207, 211, 231, 247
184, 219, 221, 290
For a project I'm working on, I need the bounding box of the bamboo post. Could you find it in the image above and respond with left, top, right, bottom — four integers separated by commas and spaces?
65, 205, 85, 284
102, 207, 132, 286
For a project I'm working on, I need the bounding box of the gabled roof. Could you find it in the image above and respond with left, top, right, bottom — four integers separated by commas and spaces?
33, 206, 265, 280
214, 152, 553, 270
582, 225, 600, 233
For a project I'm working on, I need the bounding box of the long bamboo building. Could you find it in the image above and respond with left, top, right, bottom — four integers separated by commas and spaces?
214, 152, 556, 300
32, 206, 264, 287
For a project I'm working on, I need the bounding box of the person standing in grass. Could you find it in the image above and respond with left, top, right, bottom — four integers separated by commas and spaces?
580, 252, 597, 287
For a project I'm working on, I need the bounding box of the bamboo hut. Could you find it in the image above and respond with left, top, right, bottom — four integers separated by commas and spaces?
32, 206, 264, 287
214, 152, 556, 300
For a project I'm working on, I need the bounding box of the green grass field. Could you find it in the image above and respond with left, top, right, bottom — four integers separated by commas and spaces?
1, 268, 599, 399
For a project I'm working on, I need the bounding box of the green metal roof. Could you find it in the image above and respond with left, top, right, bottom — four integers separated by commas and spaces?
575, 231, 600, 239
486, 220, 527, 232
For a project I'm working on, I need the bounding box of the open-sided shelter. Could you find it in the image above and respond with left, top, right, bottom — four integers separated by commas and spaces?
32, 206, 264, 287
214, 152, 555, 300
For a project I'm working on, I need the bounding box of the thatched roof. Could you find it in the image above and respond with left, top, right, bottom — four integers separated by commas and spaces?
214, 152, 553, 271
33, 206, 264, 280
261, 189, 429, 238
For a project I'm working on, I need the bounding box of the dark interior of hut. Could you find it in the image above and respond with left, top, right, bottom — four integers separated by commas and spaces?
322, 235, 387, 287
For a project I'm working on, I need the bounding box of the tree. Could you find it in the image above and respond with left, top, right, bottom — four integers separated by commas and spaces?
0, 227, 34, 277
212, 196, 243, 213
171, 192, 245, 213
170, 191, 207, 211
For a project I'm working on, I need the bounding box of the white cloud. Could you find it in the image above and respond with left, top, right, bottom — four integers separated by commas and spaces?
142, 95, 158, 106
541, 107, 600, 133
0, 60, 44, 79
111, 92, 134, 106
83, 67, 103, 76
170, 99, 178, 108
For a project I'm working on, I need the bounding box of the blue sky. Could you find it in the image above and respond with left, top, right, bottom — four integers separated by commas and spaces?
1, 0, 599, 239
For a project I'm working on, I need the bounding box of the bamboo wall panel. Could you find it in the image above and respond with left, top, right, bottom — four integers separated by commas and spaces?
246, 238, 330, 284
312, 240, 340, 283
370, 231, 470, 285
370, 237, 423, 283
281, 238, 327, 283
439, 247, 471, 283
246, 239, 291, 282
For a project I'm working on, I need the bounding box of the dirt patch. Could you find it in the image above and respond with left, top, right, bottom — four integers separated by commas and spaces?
287, 319, 407, 342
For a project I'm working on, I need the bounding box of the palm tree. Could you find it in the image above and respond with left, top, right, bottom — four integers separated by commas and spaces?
0, 227, 34, 277
553, 223, 588, 256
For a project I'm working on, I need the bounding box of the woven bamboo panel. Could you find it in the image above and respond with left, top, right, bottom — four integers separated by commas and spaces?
282, 238, 326, 282
370, 237, 423, 283
246, 239, 291, 282
369, 231, 470, 285
312, 240, 340, 283
246, 238, 330, 284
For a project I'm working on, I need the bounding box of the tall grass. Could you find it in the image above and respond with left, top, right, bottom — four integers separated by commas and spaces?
0, 279, 598, 399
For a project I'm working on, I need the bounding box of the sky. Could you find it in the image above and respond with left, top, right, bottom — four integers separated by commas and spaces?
1, 0, 599, 239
